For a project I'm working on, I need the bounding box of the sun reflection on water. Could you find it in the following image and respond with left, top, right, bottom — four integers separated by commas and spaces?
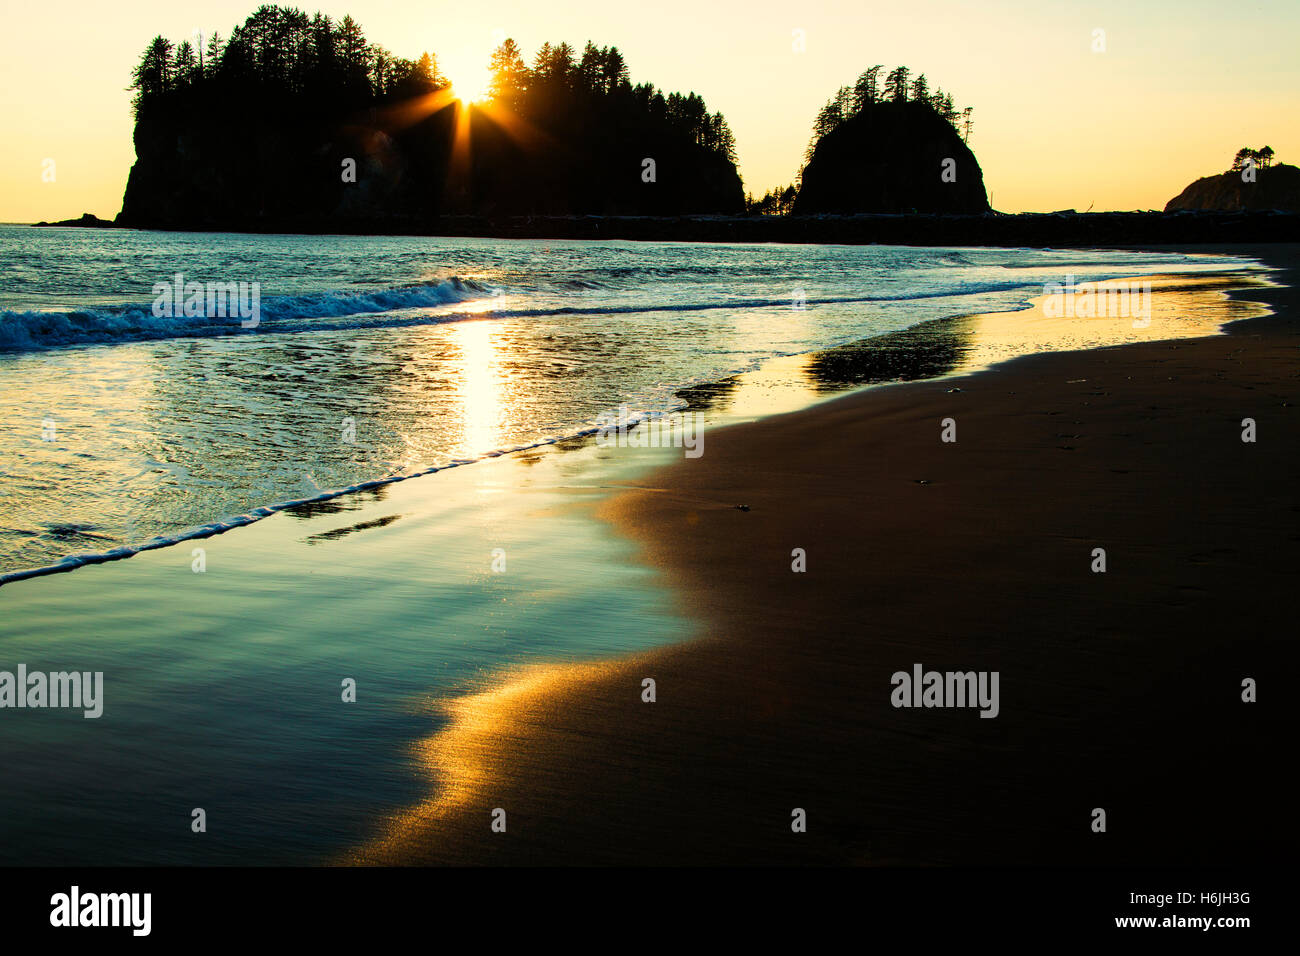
450, 318, 506, 458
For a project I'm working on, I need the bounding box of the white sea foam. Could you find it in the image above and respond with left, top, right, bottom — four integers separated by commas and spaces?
0, 276, 489, 350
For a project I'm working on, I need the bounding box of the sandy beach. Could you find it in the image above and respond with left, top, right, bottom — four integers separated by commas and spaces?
355, 244, 1297, 865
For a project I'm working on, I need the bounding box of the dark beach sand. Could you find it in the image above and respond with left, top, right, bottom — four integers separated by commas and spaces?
355, 244, 1297, 865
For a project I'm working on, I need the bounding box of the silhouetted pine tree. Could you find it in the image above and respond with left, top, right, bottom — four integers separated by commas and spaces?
801, 65, 975, 165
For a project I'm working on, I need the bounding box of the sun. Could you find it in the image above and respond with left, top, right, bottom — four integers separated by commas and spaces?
445, 62, 494, 105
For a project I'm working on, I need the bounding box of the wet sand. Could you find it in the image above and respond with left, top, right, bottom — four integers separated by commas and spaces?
356, 245, 1298, 865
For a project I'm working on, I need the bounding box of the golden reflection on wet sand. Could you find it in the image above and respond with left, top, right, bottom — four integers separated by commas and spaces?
956, 273, 1271, 373
347, 271, 1274, 863
349, 657, 638, 862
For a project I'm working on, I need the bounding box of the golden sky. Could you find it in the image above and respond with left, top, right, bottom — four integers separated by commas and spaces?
1, 0, 1296, 221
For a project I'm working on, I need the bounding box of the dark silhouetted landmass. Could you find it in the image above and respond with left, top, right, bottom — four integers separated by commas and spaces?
98, 22, 1296, 241
33, 213, 117, 228
1165, 162, 1300, 213
787, 66, 986, 215
117, 6, 743, 229
794, 100, 990, 215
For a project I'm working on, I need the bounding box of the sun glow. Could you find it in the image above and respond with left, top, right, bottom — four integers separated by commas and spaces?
444, 62, 494, 104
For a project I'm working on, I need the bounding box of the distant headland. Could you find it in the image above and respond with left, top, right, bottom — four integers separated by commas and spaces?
1165, 150, 1300, 214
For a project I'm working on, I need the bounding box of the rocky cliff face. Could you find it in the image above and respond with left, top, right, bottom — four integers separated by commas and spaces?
118, 113, 409, 230
117, 108, 745, 230
793, 101, 990, 215
1164, 164, 1300, 213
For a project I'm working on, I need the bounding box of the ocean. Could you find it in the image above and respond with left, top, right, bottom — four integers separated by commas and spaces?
0, 225, 1263, 864
0, 225, 1260, 580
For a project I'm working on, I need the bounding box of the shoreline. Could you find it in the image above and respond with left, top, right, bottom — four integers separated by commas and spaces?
1, 265, 1267, 588
30, 211, 1300, 248
354, 244, 1297, 864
